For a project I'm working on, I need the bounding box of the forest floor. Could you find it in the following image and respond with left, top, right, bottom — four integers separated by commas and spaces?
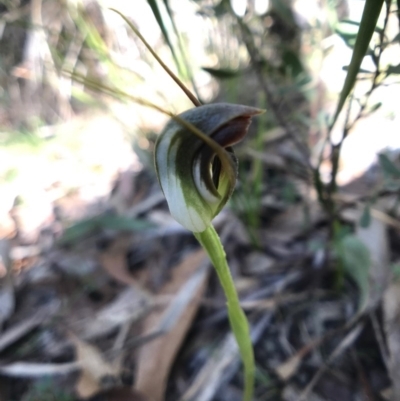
1, 101, 400, 401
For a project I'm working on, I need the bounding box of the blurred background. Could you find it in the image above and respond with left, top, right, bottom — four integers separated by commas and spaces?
1, 0, 400, 400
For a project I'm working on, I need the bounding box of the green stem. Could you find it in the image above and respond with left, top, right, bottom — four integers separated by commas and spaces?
194, 225, 255, 401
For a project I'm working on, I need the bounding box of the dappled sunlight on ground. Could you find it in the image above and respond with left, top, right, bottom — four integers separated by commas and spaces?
0, 112, 140, 238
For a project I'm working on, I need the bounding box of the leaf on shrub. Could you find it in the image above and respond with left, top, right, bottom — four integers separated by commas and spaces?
342, 66, 374, 74
387, 63, 400, 75
339, 19, 383, 34
359, 205, 371, 228
146, 0, 181, 73
282, 49, 305, 77
336, 29, 358, 49
212, 0, 231, 17
392, 33, 400, 43
368, 102, 382, 113
378, 153, 400, 179
392, 263, 400, 279
271, 0, 297, 28
201, 67, 243, 79
331, 0, 385, 128
339, 235, 371, 313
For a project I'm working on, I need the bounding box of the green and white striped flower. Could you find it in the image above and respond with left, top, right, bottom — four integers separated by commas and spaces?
155, 103, 262, 233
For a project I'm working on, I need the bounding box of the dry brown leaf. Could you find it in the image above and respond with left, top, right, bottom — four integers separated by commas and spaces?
241, 292, 312, 311
275, 354, 303, 382
98, 234, 139, 287
79, 287, 151, 339
99, 233, 151, 304
135, 249, 207, 401
265, 202, 323, 243
69, 333, 119, 398
275, 336, 325, 381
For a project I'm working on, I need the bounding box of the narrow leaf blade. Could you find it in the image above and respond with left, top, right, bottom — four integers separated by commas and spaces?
146, 0, 181, 74
379, 153, 400, 178
331, 0, 385, 128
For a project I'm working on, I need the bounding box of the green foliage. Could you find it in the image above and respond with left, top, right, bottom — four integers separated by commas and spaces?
386, 63, 400, 75
146, 0, 197, 88
379, 153, 400, 179
337, 19, 384, 49
146, 0, 181, 73
377, 152, 400, 201
392, 263, 400, 280
270, 0, 297, 29
359, 205, 371, 228
331, 0, 385, 128
0, 167, 19, 184
0, 129, 45, 150
201, 66, 243, 79
59, 214, 154, 246
281, 49, 305, 78
336, 22, 359, 49
335, 233, 371, 313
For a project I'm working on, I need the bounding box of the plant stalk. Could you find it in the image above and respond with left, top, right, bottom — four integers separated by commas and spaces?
194, 225, 254, 401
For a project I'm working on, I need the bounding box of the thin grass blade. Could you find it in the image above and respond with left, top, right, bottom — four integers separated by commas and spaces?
146, 0, 182, 75
161, 0, 201, 101
330, 0, 384, 128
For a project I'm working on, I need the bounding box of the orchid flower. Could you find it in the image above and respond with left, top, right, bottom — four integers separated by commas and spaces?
155, 103, 262, 232
155, 103, 262, 401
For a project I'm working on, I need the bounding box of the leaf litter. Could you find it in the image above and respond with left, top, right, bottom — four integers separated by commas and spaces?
2, 164, 398, 400
0, 108, 399, 401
